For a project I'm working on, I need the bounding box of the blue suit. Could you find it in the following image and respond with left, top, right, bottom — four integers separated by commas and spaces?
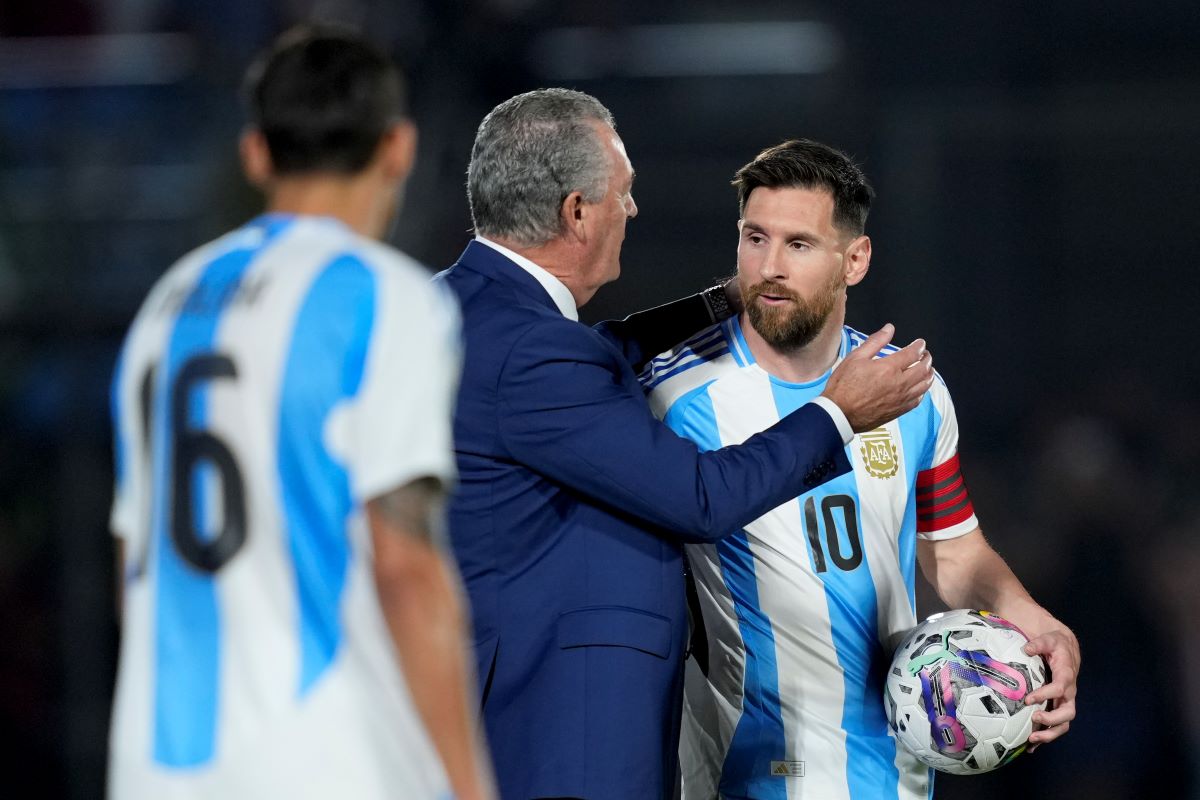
436, 241, 851, 800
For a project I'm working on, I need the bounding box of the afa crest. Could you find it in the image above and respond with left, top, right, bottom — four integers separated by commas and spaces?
859, 428, 899, 479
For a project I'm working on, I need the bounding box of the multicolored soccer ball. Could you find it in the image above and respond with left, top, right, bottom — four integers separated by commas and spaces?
884, 609, 1047, 775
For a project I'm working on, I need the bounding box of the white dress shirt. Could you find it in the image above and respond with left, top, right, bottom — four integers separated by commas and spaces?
475, 236, 578, 321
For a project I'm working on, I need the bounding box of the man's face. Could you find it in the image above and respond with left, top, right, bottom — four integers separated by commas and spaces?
737, 186, 857, 352
578, 122, 638, 299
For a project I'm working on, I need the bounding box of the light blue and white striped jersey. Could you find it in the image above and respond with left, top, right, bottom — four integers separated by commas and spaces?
108, 214, 459, 800
643, 316, 978, 800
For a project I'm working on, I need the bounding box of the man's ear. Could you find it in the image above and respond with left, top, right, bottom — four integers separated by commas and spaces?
378, 120, 418, 181
239, 128, 273, 189
844, 234, 872, 287
560, 190, 587, 243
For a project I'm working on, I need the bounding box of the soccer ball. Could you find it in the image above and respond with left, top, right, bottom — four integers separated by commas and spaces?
884, 609, 1047, 775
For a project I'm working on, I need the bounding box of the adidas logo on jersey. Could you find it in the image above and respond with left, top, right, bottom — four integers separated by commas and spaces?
770, 760, 805, 777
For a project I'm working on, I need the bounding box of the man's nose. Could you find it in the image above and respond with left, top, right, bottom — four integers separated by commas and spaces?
759, 244, 788, 281
625, 193, 638, 219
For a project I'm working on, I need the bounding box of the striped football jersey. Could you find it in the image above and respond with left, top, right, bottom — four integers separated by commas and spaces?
108, 214, 458, 799
643, 316, 978, 800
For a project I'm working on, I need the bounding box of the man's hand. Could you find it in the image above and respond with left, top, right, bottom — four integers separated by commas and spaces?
1023, 626, 1080, 750
822, 323, 934, 433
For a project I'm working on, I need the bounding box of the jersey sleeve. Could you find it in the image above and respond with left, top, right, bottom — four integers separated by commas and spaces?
915, 377, 979, 541
346, 265, 461, 504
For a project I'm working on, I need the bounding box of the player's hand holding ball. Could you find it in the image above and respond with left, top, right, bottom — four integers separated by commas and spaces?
884, 610, 1049, 775
1020, 624, 1080, 750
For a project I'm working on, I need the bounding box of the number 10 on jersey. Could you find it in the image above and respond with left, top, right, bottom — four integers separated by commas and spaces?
803, 493, 863, 573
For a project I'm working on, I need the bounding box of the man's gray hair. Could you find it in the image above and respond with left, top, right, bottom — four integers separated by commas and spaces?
468, 88, 616, 247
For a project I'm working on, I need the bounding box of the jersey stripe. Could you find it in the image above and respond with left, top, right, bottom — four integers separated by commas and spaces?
770, 382, 899, 800
710, 377, 787, 800
640, 326, 725, 375
726, 317, 753, 367
716, 537, 787, 800
897, 398, 937, 615
277, 254, 376, 696
152, 220, 289, 766
892, 393, 939, 797
643, 343, 731, 390
639, 326, 729, 388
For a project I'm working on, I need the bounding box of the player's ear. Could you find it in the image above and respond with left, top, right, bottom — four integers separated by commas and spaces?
844, 234, 872, 287
379, 120, 418, 182
239, 128, 273, 189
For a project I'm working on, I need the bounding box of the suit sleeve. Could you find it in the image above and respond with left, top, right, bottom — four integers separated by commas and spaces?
496, 320, 850, 542
592, 292, 716, 373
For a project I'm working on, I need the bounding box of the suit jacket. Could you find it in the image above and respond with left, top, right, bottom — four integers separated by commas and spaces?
435, 241, 851, 800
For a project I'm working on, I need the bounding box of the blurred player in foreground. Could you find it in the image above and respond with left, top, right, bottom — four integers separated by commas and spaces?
107, 27, 492, 800
643, 139, 1080, 799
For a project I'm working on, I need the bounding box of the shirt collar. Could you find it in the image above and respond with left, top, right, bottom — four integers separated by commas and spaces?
474, 236, 578, 321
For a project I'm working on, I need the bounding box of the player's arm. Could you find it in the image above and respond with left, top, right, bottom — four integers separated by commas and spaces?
367, 477, 495, 800
917, 529, 1080, 747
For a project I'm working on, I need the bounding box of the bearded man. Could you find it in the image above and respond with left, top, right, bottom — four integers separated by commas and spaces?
643, 138, 1080, 800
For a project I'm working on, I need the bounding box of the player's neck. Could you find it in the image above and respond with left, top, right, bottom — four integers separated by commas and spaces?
741, 310, 845, 384
265, 173, 396, 240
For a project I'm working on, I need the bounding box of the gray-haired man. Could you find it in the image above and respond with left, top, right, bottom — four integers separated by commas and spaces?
435, 88, 934, 800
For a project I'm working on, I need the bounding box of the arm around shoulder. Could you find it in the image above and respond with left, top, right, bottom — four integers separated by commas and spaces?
496, 321, 850, 541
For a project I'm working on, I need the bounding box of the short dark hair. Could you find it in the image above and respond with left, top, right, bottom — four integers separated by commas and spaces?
732, 139, 874, 235
241, 26, 406, 176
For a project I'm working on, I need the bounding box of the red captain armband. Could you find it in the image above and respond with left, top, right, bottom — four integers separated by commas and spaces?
915, 453, 975, 533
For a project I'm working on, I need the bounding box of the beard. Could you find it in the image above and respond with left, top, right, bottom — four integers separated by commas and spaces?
742, 272, 843, 352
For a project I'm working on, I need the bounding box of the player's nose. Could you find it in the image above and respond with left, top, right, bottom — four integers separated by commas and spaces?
759, 245, 788, 281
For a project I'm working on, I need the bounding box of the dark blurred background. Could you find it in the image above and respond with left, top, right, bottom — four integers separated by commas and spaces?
1, 1, 1197, 798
